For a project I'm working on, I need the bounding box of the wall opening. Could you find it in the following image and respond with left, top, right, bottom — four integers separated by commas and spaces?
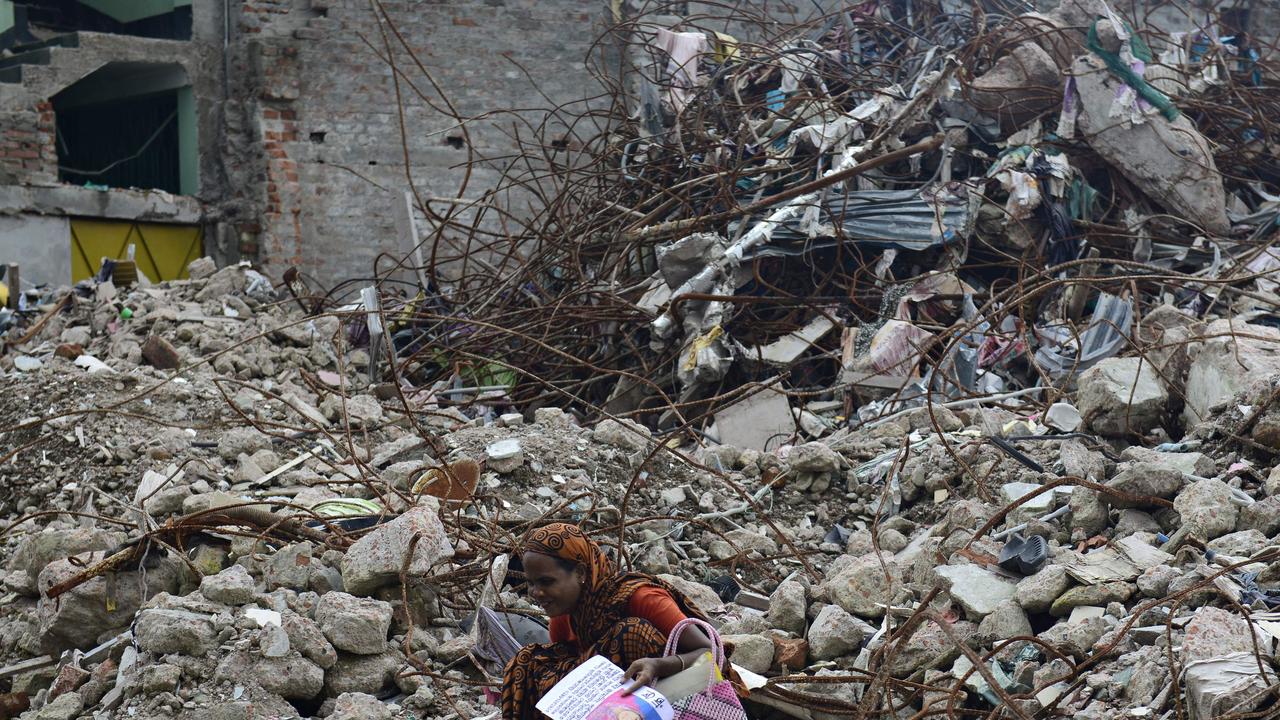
16, 0, 191, 40
53, 61, 197, 195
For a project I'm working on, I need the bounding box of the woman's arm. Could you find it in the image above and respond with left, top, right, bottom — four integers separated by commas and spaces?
621, 626, 713, 694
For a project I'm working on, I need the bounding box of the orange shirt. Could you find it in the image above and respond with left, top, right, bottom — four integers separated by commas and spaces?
548, 586, 687, 647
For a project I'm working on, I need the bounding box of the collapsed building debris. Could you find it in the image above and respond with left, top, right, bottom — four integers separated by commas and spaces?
2, 1, 1280, 720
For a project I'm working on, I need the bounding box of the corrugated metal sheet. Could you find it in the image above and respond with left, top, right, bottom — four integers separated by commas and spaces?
735, 187, 974, 254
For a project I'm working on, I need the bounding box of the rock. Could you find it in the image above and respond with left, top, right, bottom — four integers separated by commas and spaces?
1069, 488, 1109, 535
200, 565, 257, 605
141, 664, 181, 694
60, 326, 92, 347
1073, 53, 1229, 234
345, 394, 384, 424
1119, 446, 1215, 477
767, 580, 807, 635
217, 428, 271, 461
37, 555, 180, 654
325, 651, 400, 696
1137, 565, 1177, 598
1106, 463, 1183, 508
316, 592, 392, 655
188, 256, 217, 280
1174, 478, 1239, 540
975, 600, 1033, 646
1115, 509, 1161, 536
1184, 320, 1280, 426
1076, 358, 1168, 437
256, 655, 325, 700
135, 608, 217, 656
659, 487, 687, 506
33, 692, 83, 720
592, 418, 651, 452
1014, 564, 1072, 613
1049, 582, 1133, 617
283, 612, 338, 669
1039, 616, 1110, 659
1183, 606, 1265, 663
330, 692, 393, 720
1001, 482, 1052, 519
723, 634, 773, 674
8, 528, 122, 585
887, 620, 975, 677
1060, 440, 1106, 480
656, 574, 722, 611
969, 42, 1061, 127
772, 636, 808, 669
485, 438, 524, 473
1208, 529, 1267, 558
264, 542, 316, 591
260, 622, 292, 657
826, 556, 901, 619
141, 335, 181, 369
341, 504, 454, 596
807, 605, 867, 660
935, 565, 1017, 620
533, 407, 576, 427
787, 442, 840, 473
726, 529, 779, 557
1238, 496, 1280, 537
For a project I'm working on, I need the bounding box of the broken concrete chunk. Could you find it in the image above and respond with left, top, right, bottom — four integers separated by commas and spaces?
135, 608, 217, 656
1014, 564, 1072, 614
1184, 320, 1280, 426
200, 564, 257, 606
721, 634, 773, 674
37, 555, 180, 654
1105, 463, 1184, 508
1073, 54, 1229, 234
1174, 477, 1239, 540
1076, 358, 1168, 437
340, 504, 454, 596
316, 592, 392, 655
969, 42, 1061, 127
1049, 582, 1133, 617
592, 418, 652, 452
935, 564, 1017, 620
766, 580, 807, 635
807, 604, 868, 660
257, 654, 326, 700
825, 556, 901, 619
324, 650, 400, 696
787, 442, 840, 473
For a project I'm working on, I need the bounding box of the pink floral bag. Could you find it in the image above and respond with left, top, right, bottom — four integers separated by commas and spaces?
661, 618, 749, 720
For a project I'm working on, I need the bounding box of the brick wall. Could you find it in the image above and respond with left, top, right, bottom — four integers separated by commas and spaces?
233, 0, 602, 284
0, 102, 56, 185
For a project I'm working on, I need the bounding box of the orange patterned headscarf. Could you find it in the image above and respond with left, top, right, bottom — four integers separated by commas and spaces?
522, 523, 708, 645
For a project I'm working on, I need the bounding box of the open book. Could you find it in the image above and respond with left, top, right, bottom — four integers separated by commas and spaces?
535, 655, 674, 720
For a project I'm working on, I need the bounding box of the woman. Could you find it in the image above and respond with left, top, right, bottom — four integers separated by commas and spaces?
501, 523, 718, 720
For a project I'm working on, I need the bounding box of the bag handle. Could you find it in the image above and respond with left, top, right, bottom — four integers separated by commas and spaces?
662, 617, 727, 670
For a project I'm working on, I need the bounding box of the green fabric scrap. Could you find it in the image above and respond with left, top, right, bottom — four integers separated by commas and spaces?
1086, 19, 1180, 121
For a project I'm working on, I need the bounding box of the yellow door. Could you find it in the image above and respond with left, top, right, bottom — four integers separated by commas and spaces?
70, 219, 202, 283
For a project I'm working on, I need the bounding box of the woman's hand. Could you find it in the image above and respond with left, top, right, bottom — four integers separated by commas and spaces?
621, 657, 665, 695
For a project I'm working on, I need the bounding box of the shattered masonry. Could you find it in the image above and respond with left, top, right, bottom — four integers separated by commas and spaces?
2, 1, 1280, 720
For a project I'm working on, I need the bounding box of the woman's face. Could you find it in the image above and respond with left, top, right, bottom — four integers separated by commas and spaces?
522, 551, 585, 617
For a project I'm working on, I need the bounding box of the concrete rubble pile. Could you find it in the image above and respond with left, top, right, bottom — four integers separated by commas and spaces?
2, 2, 1280, 720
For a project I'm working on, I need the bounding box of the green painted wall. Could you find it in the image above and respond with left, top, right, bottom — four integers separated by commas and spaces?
177, 85, 197, 195
77, 0, 175, 24
1, 2, 14, 35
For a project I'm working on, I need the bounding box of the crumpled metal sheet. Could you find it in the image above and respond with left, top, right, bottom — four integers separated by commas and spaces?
1034, 293, 1134, 380
734, 186, 974, 253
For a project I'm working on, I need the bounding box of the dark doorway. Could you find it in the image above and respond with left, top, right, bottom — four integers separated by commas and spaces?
53, 62, 197, 194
